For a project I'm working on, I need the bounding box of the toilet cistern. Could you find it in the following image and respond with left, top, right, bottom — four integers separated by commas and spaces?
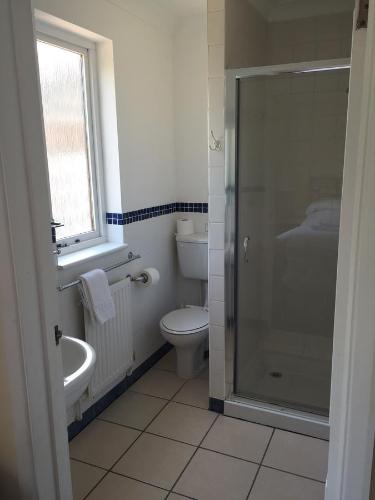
160, 231, 208, 379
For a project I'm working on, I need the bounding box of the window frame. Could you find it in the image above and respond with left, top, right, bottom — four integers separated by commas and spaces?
36, 26, 106, 254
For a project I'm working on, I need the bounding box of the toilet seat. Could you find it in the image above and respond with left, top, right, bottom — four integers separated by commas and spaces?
161, 307, 208, 335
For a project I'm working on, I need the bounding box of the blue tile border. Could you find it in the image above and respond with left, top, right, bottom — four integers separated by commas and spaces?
67, 342, 173, 441
106, 202, 208, 225
209, 397, 224, 413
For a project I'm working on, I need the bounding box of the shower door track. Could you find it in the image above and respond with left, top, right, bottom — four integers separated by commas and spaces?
224, 58, 351, 440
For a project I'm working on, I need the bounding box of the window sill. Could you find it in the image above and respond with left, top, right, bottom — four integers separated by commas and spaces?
57, 242, 128, 270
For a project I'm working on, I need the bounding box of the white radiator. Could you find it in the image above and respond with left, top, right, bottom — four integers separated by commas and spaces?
84, 277, 133, 401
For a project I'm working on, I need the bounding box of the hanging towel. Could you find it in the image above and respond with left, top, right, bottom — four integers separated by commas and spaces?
79, 269, 116, 325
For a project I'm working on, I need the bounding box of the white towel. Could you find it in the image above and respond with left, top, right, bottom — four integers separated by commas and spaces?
79, 269, 116, 325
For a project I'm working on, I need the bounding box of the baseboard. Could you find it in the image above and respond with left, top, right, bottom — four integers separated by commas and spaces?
209, 397, 224, 413
67, 342, 173, 440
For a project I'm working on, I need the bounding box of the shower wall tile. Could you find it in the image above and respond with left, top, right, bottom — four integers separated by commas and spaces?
208, 11, 225, 45
209, 249, 224, 276
209, 45, 225, 77
209, 147, 225, 168
209, 167, 225, 196
208, 78, 225, 111
209, 223, 225, 249
208, 3, 225, 403
210, 300, 225, 327
209, 276, 224, 302
209, 348, 226, 399
267, 12, 353, 65
209, 196, 225, 222
210, 325, 225, 351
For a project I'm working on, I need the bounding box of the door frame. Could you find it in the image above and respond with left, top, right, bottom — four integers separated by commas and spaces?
224, 58, 350, 440
0, 0, 71, 498
326, 1, 375, 499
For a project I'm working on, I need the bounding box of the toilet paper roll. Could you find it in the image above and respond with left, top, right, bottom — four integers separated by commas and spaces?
137, 267, 160, 287
177, 218, 194, 235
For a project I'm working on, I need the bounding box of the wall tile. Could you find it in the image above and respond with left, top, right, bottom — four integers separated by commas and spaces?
209, 349, 226, 399
209, 195, 225, 222
210, 299, 225, 326
208, 11, 225, 45
209, 325, 225, 351
208, 78, 225, 111
208, 45, 225, 77
209, 148, 225, 168
209, 222, 224, 249
209, 249, 224, 276
209, 167, 225, 195
209, 275, 224, 302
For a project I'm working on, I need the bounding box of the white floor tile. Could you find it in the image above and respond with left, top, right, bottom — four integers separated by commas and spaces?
201, 415, 273, 463
70, 460, 106, 500
174, 448, 257, 500
173, 378, 209, 409
131, 369, 185, 400
147, 402, 217, 446
86, 472, 167, 500
69, 420, 140, 469
113, 433, 195, 490
249, 467, 325, 500
99, 391, 167, 430
263, 430, 329, 482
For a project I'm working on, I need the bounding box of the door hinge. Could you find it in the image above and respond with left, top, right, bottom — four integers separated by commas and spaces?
357, 0, 369, 29
54, 325, 63, 345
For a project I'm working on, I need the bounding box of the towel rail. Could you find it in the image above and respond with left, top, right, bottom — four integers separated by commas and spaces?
57, 252, 141, 292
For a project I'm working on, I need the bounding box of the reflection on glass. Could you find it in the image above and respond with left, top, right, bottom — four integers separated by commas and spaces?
37, 40, 94, 240
235, 69, 349, 416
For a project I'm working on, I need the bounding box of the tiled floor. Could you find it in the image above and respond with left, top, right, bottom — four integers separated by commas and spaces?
69, 349, 328, 500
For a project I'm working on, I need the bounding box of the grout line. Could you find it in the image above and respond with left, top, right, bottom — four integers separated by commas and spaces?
109, 470, 170, 493
198, 446, 265, 466
76, 354, 202, 499
261, 464, 326, 485
246, 428, 275, 499
82, 470, 111, 500
70, 457, 108, 472
168, 413, 220, 496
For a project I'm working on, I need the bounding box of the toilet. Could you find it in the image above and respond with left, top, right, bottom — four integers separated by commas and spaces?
160, 232, 208, 379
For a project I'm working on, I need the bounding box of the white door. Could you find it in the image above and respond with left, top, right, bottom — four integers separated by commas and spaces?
327, 1, 375, 499
0, 0, 72, 498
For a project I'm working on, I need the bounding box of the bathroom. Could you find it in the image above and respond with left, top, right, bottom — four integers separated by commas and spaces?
2, 0, 375, 499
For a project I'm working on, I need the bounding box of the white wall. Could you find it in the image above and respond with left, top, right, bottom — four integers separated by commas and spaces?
32, 0, 208, 375
174, 13, 209, 307
174, 14, 208, 204
33, 0, 178, 370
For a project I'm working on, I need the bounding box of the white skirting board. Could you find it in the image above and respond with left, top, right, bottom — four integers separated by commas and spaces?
84, 277, 133, 402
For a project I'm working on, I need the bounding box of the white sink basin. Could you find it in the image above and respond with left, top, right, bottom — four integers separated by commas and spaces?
61, 336, 96, 408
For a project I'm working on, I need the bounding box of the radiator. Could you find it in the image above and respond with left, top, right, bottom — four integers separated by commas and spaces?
84, 277, 133, 401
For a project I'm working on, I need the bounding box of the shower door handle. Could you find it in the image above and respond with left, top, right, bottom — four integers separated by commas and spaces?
243, 236, 250, 263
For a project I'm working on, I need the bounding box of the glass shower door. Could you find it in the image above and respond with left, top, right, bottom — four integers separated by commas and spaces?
234, 68, 350, 416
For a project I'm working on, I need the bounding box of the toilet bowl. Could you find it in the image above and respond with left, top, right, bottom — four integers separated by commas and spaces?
160, 306, 208, 379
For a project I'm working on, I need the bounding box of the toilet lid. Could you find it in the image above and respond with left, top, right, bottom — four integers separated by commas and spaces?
161, 307, 208, 333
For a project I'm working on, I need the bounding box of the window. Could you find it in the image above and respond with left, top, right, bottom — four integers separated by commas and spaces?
36, 31, 104, 251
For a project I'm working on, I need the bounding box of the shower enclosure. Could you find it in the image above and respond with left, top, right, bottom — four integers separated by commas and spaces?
225, 59, 350, 437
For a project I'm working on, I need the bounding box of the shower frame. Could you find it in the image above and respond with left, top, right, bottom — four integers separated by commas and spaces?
224, 58, 351, 439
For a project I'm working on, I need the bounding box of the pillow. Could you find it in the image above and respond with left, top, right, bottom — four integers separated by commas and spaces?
306, 198, 341, 216
303, 209, 340, 230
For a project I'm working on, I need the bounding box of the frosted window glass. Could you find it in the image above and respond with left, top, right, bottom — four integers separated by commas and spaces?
37, 40, 95, 241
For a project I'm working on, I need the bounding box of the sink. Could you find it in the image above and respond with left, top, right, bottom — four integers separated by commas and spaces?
61, 336, 96, 408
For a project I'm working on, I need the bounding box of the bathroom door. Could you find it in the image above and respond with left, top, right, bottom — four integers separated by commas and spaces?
0, 1, 72, 498
231, 65, 350, 416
